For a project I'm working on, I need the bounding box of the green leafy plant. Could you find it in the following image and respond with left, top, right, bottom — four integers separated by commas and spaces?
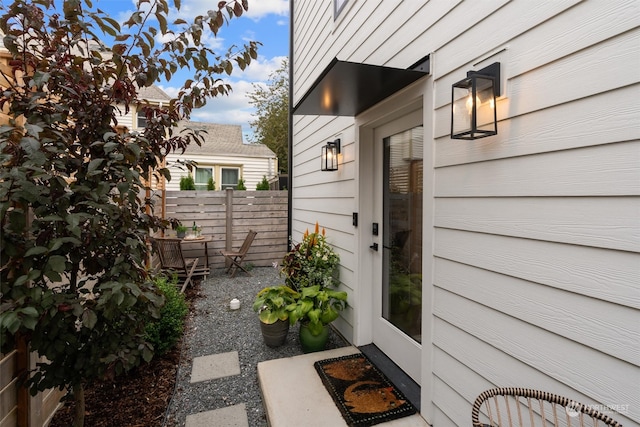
285, 285, 347, 336
256, 175, 270, 190
236, 177, 247, 190
145, 276, 189, 356
281, 222, 340, 290
0, 1, 258, 425
279, 223, 347, 337
252, 285, 298, 324
180, 174, 196, 190
207, 177, 216, 190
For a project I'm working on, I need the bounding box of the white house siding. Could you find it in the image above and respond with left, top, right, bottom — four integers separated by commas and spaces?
292, 0, 640, 425
164, 153, 276, 191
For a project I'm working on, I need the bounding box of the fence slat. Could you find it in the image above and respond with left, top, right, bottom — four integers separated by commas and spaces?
162, 189, 289, 269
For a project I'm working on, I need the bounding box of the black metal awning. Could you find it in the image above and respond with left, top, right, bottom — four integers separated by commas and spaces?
292, 56, 430, 117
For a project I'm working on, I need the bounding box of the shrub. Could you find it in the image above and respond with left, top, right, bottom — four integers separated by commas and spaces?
207, 177, 216, 190
256, 175, 270, 190
145, 276, 189, 357
236, 177, 247, 190
180, 174, 196, 190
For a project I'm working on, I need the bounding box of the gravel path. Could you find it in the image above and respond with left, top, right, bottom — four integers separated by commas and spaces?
164, 266, 349, 427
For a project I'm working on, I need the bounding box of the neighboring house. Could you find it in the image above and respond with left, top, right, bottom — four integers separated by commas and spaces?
114, 89, 278, 191
116, 84, 172, 133
291, 1, 639, 426
164, 121, 278, 191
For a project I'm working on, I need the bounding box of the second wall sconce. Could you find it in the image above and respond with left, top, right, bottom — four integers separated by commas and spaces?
451, 62, 500, 140
321, 139, 341, 171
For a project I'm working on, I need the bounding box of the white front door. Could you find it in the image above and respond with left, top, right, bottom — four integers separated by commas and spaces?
370, 109, 424, 384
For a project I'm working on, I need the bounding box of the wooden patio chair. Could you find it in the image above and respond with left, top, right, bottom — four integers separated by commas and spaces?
220, 230, 257, 277
152, 238, 208, 293
472, 388, 623, 427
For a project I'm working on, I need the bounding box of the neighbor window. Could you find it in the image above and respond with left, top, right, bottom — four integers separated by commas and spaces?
137, 111, 147, 128
195, 167, 213, 190
221, 168, 240, 189
334, 0, 348, 19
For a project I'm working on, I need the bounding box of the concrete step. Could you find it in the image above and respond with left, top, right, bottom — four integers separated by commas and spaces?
257, 346, 429, 427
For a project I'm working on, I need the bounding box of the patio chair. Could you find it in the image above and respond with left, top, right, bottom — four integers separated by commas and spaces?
472, 387, 622, 427
152, 238, 208, 293
220, 230, 257, 277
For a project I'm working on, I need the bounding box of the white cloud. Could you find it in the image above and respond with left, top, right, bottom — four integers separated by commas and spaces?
237, 55, 287, 81
158, 78, 260, 141
244, 0, 289, 21
173, 0, 289, 22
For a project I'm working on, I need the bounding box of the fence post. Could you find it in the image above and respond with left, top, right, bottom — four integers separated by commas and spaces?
225, 189, 233, 268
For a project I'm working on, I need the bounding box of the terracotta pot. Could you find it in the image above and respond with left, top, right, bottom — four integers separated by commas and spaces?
260, 319, 290, 347
299, 323, 329, 353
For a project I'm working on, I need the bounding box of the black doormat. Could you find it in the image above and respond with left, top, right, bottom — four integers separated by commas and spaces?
314, 353, 417, 426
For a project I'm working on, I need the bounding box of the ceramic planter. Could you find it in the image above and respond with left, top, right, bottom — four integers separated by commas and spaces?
260, 319, 290, 347
299, 323, 330, 353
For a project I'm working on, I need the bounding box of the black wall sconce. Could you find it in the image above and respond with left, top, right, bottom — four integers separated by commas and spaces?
451, 62, 500, 140
321, 139, 341, 171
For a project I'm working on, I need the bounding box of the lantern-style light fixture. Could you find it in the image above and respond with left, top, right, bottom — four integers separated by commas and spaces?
451, 62, 500, 140
321, 139, 341, 171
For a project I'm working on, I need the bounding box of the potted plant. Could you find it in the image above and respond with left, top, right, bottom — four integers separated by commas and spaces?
175, 224, 188, 238
252, 285, 298, 347
280, 222, 347, 352
286, 285, 347, 353
281, 222, 340, 291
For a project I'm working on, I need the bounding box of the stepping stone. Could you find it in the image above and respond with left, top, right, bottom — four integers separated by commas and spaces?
185, 404, 249, 427
190, 351, 241, 383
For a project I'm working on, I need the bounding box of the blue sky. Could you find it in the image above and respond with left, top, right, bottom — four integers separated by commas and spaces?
95, 0, 289, 142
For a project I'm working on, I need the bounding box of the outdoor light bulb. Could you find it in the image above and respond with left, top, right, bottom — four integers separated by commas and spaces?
465, 94, 481, 113
466, 94, 473, 113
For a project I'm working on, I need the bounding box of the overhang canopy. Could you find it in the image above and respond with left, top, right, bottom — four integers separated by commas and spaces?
292, 57, 430, 117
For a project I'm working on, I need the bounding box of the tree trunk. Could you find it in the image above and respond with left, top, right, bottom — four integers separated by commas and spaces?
72, 383, 85, 427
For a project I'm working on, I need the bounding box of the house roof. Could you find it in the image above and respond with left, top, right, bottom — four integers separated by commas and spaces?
175, 121, 275, 158
138, 85, 171, 102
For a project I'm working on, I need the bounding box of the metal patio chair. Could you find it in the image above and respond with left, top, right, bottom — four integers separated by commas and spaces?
220, 230, 257, 277
472, 388, 623, 427
152, 237, 208, 293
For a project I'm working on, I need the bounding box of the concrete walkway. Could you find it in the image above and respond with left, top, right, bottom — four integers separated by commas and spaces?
183, 345, 429, 427
164, 267, 349, 427
186, 352, 248, 426
167, 268, 429, 427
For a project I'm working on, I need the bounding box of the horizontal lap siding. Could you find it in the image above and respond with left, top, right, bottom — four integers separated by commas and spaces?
165, 154, 275, 192
429, 0, 640, 424
293, 0, 639, 425
164, 191, 288, 269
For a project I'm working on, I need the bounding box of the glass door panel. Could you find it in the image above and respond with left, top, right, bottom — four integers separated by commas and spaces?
382, 126, 423, 343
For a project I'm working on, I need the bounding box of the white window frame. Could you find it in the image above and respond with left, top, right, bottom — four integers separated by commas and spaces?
137, 111, 147, 128
220, 167, 240, 190
334, 0, 348, 20
194, 167, 213, 190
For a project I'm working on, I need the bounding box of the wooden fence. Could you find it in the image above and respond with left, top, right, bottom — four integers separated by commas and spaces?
162, 189, 289, 270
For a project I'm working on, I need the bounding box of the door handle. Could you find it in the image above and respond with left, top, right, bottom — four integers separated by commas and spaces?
369, 243, 379, 251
